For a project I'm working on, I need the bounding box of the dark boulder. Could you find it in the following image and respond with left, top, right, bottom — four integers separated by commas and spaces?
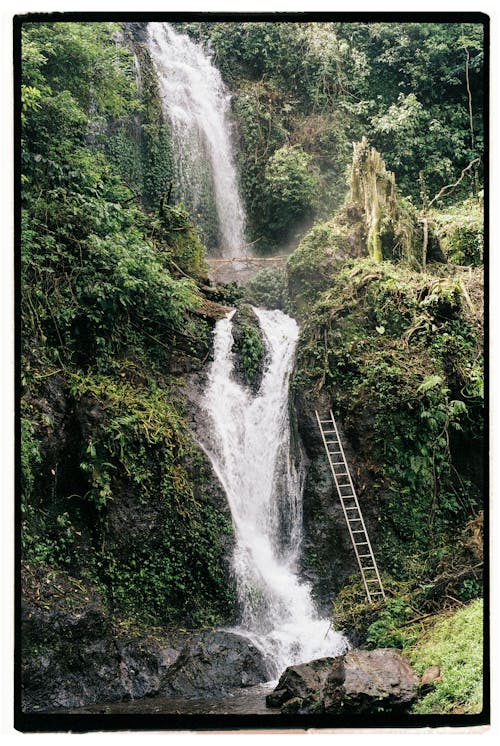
161, 630, 270, 697
323, 648, 419, 713
266, 657, 335, 713
267, 649, 419, 714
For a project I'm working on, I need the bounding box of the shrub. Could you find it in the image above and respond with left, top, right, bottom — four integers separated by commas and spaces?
264, 145, 320, 242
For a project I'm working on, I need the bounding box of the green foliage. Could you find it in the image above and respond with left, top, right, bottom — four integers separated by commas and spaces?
232, 307, 265, 387
286, 218, 350, 313
242, 267, 289, 311
345, 22, 484, 199
21, 23, 137, 158
20, 416, 41, 502
263, 145, 319, 242
292, 256, 483, 577
365, 598, 420, 649
406, 599, 483, 714
430, 198, 484, 266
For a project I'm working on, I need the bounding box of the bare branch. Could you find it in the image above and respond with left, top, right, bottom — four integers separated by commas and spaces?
428, 157, 481, 209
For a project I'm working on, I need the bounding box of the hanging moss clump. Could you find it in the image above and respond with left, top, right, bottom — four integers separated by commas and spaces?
351, 137, 421, 265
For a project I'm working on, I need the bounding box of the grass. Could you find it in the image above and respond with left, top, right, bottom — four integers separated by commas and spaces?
404, 598, 484, 714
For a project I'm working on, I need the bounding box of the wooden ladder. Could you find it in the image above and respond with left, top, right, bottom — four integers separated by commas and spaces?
315, 409, 385, 604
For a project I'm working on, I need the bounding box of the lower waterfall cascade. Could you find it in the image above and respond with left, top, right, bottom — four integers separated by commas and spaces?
200, 307, 349, 678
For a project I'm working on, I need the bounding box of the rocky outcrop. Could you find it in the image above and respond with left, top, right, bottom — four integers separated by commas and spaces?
230, 303, 266, 391
266, 649, 420, 714
292, 388, 374, 617
21, 566, 267, 712
160, 630, 270, 697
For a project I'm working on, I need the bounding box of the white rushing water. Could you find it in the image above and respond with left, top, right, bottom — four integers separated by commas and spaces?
201, 308, 349, 677
146, 22, 247, 257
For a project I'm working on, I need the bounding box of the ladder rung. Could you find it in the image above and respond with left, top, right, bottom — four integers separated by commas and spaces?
345, 506, 359, 511
359, 554, 372, 558
366, 579, 381, 584
323, 430, 336, 434
352, 530, 366, 534
319, 419, 334, 423
349, 518, 362, 522
335, 471, 348, 476
329, 451, 342, 455
361, 566, 376, 570
355, 541, 369, 545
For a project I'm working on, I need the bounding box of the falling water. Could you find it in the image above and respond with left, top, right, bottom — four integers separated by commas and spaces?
146, 22, 247, 257
200, 308, 348, 677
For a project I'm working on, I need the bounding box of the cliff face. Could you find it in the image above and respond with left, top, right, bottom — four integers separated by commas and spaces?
292, 388, 379, 615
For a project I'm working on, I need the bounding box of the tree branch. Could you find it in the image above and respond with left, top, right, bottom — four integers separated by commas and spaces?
428, 157, 481, 209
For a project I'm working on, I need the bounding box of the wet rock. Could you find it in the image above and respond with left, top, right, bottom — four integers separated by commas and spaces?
292, 385, 379, 616
265, 688, 290, 707
161, 629, 269, 697
323, 648, 419, 713
266, 657, 335, 713
22, 568, 259, 712
267, 649, 419, 714
420, 665, 441, 694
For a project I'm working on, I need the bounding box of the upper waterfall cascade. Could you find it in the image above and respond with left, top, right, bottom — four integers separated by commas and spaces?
146, 22, 247, 258
200, 307, 349, 677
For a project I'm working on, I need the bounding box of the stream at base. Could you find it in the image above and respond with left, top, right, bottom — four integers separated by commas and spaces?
58, 683, 277, 716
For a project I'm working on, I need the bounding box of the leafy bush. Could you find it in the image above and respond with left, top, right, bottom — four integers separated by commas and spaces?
231, 306, 265, 388
264, 145, 320, 242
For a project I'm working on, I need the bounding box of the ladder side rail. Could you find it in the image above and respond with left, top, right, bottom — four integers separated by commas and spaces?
315, 411, 372, 601
329, 412, 365, 513
329, 410, 386, 600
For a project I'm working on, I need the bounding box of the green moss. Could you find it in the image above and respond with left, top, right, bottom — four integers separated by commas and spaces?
405, 599, 484, 714
430, 198, 483, 266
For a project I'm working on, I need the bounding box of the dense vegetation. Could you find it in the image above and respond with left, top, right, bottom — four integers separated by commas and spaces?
20, 17, 484, 717
21, 21, 236, 627
181, 20, 484, 252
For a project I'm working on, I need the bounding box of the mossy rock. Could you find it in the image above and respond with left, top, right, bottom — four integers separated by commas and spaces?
231, 304, 265, 390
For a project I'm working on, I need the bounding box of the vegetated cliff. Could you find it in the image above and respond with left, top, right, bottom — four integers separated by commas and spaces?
289, 204, 483, 638
20, 21, 248, 711
243, 168, 483, 644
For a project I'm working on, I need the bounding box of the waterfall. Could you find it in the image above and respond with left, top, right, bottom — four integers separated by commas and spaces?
200, 308, 349, 678
146, 22, 247, 257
